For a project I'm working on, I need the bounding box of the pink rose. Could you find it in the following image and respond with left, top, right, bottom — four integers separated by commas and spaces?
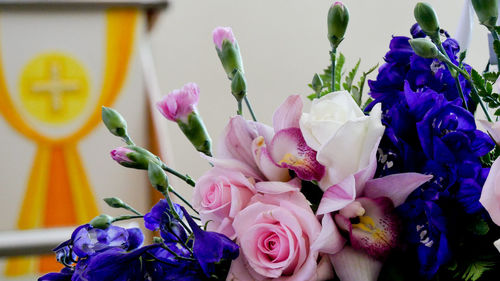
193, 168, 255, 239
157, 82, 199, 123
228, 191, 343, 281
480, 157, 500, 226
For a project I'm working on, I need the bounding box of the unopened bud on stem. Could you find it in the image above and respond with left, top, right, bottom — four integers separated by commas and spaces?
409, 38, 440, 59
471, 0, 498, 29
414, 2, 440, 39
327, 2, 349, 48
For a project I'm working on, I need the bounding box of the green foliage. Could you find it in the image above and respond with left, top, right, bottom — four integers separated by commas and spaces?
483, 71, 499, 83
471, 68, 500, 113
334, 53, 345, 91
481, 145, 500, 166
459, 50, 467, 64
493, 39, 500, 60
455, 260, 496, 281
342, 58, 360, 92
351, 63, 379, 106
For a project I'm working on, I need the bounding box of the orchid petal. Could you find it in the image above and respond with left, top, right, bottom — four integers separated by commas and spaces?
311, 214, 346, 254
330, 246, 382, 281
251, 136, 290, 182
339, 197, 399, 260
316, 255, 335, 281
364, 173, 433, 207
273, 95, 303, 131
269, 128, 325, 181
478, 119, 500, 146
202, 154, 264, 181
316, 175, 356, 215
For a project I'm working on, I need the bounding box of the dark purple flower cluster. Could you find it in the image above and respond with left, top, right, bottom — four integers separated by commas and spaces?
368, 24, 494, 278
39, 201, 239, 281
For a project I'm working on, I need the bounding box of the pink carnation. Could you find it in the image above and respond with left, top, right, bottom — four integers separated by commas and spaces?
212, 26, 236, 50
157, 82, 199, 123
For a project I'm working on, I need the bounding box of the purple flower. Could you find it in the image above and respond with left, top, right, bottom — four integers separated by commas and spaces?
157, 83, 199, 123
38, 267, 73, 281
181, 206, 239, 277
144, 199, 188, 243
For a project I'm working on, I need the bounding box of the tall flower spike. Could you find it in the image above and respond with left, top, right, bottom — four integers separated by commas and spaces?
213, 26, 244, 80
157, 83, 212, 156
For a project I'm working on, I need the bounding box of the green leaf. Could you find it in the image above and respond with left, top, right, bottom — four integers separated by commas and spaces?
483, 71, 499, 82
356, 63, 379, 104
459, 51, 467, 64
351, 85, 361, 105
460, 260, 496, 281
493, 40, 500, 59
343, 58, 360, 93
362, 97, 374, 110
334, 53, 345, 91
495, 108, 500, 116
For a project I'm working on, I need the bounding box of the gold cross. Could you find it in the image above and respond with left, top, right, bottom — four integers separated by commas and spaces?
31, 62, 80, 112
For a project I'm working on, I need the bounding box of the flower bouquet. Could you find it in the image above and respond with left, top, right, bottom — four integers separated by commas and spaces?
40, 1, 500, 281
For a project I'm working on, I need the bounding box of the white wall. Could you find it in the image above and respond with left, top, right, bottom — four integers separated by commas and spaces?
150, 0, 490, 200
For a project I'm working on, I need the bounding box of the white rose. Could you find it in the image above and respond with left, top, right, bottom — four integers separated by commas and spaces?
299, 91, 385, 191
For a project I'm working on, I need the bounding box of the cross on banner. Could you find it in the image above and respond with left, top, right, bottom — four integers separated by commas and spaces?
31, 62, 80, 112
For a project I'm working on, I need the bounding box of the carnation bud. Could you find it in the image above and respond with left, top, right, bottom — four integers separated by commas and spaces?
148, 162, 168, 193
102, 107, 128, 138
110, 146, 162, 170
177, 113, 213, 156
213, 26, 244, 80
409, 38, 440, 58
103, 197, 126, 208
90, 214, 113, 229
414, 2, 440, 38
471, 0, 498, 29
312, 73, 324, 93
231, 70, 247, 102
327, 2, 349, 48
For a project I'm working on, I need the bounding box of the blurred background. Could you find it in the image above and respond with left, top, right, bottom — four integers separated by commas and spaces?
0, 0, 491, 279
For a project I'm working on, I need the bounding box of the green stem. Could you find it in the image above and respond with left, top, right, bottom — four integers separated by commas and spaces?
122, 205, 142, 216
122, 135, 135, 146
433, 39, 468, 110
489, 28, 500, 68
168, 187, 199, 215
112, 215, 143, 223
244, 96, 257, 122
330, 47, 337, 91
237, 100, 242, 116
162, 189, 192, 236
436, 53, 493, 122
160, 163, 195, 187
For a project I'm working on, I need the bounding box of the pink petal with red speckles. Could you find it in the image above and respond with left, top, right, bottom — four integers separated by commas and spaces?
269, 128, 325, 181
335, 197, 399, 260
251, 136, 290, 182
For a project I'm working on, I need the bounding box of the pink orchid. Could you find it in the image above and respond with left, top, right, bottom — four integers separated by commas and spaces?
157, 82, 199, 123
317, 172, 432, 281
480, 157, 500, 226
211, 95, 324, 183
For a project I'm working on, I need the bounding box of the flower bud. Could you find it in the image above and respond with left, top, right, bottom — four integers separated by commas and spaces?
409, 38, 439, 58
213, 26, 244, 79
101, 107, 128, 138
327, 2, 349, 48
90, 214, 113, 229
103, 197, 126, 208
231, 70, 247, 101
312, 73, 324, 93
177, 113, 213, 156
471, 0, 498, 29
148, 162, 168, 193
157, 83, 199, 123
110, 146, 162, 170
414, 3, 440, 38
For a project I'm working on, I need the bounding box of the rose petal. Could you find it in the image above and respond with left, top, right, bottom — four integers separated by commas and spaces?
364, 173, 433, 207
269, 128, 325, 181
254, 178, 301, 194
330, 246, 382, 281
